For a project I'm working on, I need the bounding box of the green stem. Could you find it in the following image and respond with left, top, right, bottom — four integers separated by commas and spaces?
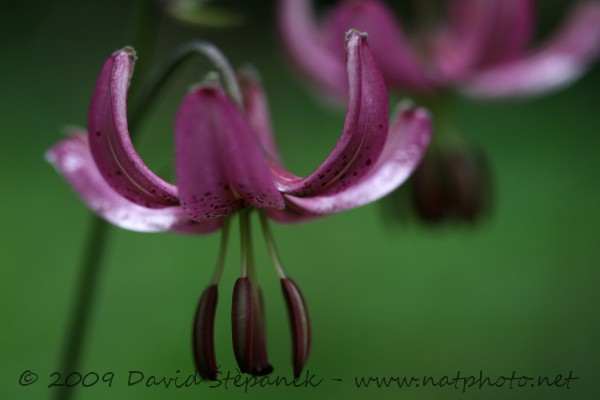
210, 217, 231, 285
56, 22, 243, 400
130, 40, 243, 131
239, 208, 253, 278
128, 0, 162, 103
54, 3, 161, 400
258, 211, 286, 279
53, 217, 109, 400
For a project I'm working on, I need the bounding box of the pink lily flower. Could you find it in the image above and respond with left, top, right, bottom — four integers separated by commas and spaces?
46, 32, 431, 378
279, 0, 600, 99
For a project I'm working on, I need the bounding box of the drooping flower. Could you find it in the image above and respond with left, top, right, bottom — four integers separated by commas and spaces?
279, 0, 600, 98
46, 32, 432, 379
278, 0, 600, 225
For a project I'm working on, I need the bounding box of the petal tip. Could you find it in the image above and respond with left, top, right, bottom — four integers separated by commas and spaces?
345, 29, 368, 48
117, 46, 137, 60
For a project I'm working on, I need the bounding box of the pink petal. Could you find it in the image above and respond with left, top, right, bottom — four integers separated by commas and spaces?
278, 0, 348, 99
322, 0, 432, 91
283, 105, 431, 216
463, 1, 600, 98
88, 48, 179, 208
239, 69, 282, 163
174, 86, 284, 222
478, 0, 535, 66
46, 133, 221, 234
271, 31, 390, 199
434, 0, 535, 80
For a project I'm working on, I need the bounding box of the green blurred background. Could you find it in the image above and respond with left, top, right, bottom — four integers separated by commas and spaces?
2, 0, 599, 399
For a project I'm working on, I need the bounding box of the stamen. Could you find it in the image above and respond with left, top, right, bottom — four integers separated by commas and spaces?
258, 211, 310, 377
192, 216, 231, 381
192, 284, 219, 380
236, 208, 273, 375
281, 278, 311, 378
239, 208, 253, 278
258, 210, 286, 279
210, 217, 231, 285
250, 287, 273, 375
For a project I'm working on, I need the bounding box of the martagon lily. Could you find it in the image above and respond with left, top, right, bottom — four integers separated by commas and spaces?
46, 32, 432, 379
279, 0, 600, 224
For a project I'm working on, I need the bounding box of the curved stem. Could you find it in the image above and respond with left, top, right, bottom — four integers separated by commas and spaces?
128, 0, 162, 103
258, 211, 286, 279
130, 40, 242, 132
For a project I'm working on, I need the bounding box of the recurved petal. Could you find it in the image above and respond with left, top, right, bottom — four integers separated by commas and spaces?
283, 105, 431, 216
45, 133, 221, 234
322, 0, 431, 91
434, 0, 497, 80
477, 0, 536, 66
462, 1, 600, 98
192, 285, 219, 381
271, 31, 389, 198
174, 86, 284, 222
278, 0, 347, 98
87, 48, 179, 208
434, 0, 535, 80
239, 69, 282, 163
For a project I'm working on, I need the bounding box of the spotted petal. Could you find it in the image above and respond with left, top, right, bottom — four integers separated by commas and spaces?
46, 133, 220, 234
175, 85, 284, 222
283, 105, 431, 216
88, 48, 179, 208
270, 31, 390, 199
463, 1, 600, 98
239, 69, 282, 163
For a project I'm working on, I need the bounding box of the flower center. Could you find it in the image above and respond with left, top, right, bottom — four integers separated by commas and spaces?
192, 208, 310, 380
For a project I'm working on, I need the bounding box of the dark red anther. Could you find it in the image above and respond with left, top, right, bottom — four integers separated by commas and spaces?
250, 287, 274, 375
232, 277, 253, 373
281, 278, 310, 378
446, 145, 492, 223
192, 284, 219, 381
411, 149, 448, 223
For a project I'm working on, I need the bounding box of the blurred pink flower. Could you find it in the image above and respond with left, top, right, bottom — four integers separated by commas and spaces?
279, 0, 600, 99
280, 0, 600, 225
